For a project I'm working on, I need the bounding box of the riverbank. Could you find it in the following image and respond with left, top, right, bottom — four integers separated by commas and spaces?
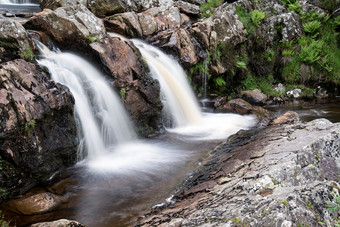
137, 114, 340, 226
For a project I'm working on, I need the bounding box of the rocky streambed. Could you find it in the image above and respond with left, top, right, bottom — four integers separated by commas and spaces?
137, 114, 340, 227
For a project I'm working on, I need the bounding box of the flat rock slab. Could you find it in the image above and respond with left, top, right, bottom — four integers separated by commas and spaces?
137, 117, 340, 226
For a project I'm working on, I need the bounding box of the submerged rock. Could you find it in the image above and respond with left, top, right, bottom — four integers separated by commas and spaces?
0, 59, 77, 200
90, 37, 162, 137
138, 117, 340, 226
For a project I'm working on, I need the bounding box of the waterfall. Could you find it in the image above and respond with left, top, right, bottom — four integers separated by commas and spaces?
0, 0, 39, 4
132, 39, 203, 127
36, 42, 136, 160
131, 39, 256, 139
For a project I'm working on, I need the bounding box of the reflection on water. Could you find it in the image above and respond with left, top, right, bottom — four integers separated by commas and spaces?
266, 98, 340, 123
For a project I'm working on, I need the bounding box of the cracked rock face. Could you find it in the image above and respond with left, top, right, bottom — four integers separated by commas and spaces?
24, 5, 106, 49
0, 59, 77, 200
138, 117, 340, 226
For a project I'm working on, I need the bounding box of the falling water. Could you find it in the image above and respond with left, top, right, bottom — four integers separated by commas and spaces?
0, 0, 38, 4
36, 42, 136, 159
132, 39, 203, 127
132, 39, 256, 139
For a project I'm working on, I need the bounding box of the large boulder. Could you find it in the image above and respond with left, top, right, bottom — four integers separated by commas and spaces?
89, 37, 162, 136
0, 59, 77, 200
88, 0, 174, 16
31, 219, 86, 227
0, 19, 33, 63
24, 5, 106, 49
40, 0, 86, 10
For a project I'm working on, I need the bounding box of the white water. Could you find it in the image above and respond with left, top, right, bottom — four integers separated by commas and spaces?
132, 39, 202, 127
132, 39, 257, 140
0, 0, 38, 5
36, 42, 136, 160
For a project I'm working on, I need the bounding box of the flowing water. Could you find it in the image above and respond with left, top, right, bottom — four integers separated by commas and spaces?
2, 41, 257, 226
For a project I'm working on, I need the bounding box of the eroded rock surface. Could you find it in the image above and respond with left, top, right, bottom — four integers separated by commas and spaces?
90, 37, 162, 136
0, 59, 77, 199
31, 219, 86, 227
138, 117, 340, 226
24, 5, 106, 49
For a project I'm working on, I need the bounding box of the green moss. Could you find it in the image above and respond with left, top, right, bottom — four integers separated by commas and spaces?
24, 120, 36, 132
282, 200, 288, 205
120, 88, 126, 101
87, 34, 100, 43
19, 48, 34, 61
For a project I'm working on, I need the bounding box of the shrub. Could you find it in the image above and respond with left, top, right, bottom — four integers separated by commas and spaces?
250, 10, 266, 27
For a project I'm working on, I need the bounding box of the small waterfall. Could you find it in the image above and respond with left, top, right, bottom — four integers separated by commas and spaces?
0, 0, 38, 4
132, 39, 203, 127
36, 42, 136, 160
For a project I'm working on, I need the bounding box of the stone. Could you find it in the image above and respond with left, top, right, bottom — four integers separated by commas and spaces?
137, 118, 340, 227
89, 37, 162, 136
0, 19, 32, 62
222, 98, 253, 115
24, 5, 106, 49
274, 83, 286, 93
88, 0, 127, 17
286, 88, 302, 99
0, 59, 77, 200
6, 192, 62, 215
174, 1, 200, 15
40, 0, 86, 11
31, 219, 86, 227
271, 111, 299, 125
240, 89, 268, 105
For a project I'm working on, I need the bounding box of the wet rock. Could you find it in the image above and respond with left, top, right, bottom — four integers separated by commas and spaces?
174, 1, 200, 15
0, 19, 33, 62
240, 89, 268, 106
89, 37, 162, 136
6, 192, 62, 215
287, 88, 302, 98
0, 59, 77, 200
271, 111, 299, 125
24, 5, 106, 49
31, 219, 86, 227
313, 86, 328, 99
138, 118, 340, 227
221, 98, 253, 115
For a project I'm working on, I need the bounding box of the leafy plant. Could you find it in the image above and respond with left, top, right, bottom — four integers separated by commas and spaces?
250, 10, 266, 27
120, 88, 126, 101
298, 38, 324, 64
236, 61, 247, 69
214, 76, 226, 87
288, 1, 302, 13
264, 50, 275, 62
303, 20, 322, 35
236, 6, 254, 34
20, 48, 34, 61
200, 0, 223, 18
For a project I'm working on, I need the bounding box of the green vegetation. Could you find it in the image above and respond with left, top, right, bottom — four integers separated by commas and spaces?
87, 34, 100, 43
0, 210, 9, 227
281, 0, 301, 13
303, 20, 322, 35
251, 10, 266, 27
200, 0, 223, 18
120, 88, 126, 101
236, 6, 254, 34
19, 48, 34, 61
264, 50, 275, 62
242, 74, 282, 97
282, 200, 288, 206
24, 120, 36, 132
319, 196, 340, 226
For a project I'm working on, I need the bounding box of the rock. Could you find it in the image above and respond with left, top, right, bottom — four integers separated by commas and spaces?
221, 98, 253, 114
274, 83, 286, 93
106, 11, 143, 37
184, 0, 206, 5
148, 28, 199, 67
24, 5, 106, 49
0, 19, 33, 62
174, 1, 200, 15
6, 192, 62, 215
271, 111, 299, 125
252, 106, 271, 126
89, 37, 162, 136
241, 89, 268, 105
138, 118, 340, 226
88, 0, 174, 16
40, 0, 86, 10
286, 88, 302, 98
213, 96, 227, 109
313, 86, 328, 99
0, 59, 77, 200
31, 219, 86, 227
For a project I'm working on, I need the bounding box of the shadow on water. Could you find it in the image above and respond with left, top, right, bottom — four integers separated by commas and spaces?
266, 97, 340, 123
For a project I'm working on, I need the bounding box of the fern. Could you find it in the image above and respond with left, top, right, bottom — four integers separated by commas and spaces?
250, 10, 266, 27
303, 20, 322, 35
